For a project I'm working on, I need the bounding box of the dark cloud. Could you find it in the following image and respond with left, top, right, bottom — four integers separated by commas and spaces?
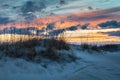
88, 6, 93, 10
0, 17, 14, 24
48, 29, 65, 36
101, 31, 120, 37
108, 31, 120, 37
98, 20, 120, 28
20, 1, 46, 21
81, 23, 90, 29
66, 26, 78, 31
21, 1, 46, 13
46, 23, 55, 30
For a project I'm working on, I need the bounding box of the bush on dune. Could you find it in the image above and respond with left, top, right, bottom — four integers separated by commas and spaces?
0, 38, 40, 50
0, 38, 39, 60
38, 47, 60, 61
42, 39, 70, 50
81, 44, 90, 51
80, 44, 120, 52
0, 38, 76, 63
98, 44, 119, 52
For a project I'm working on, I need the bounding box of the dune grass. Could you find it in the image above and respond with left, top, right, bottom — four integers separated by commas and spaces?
0, 38, 77, 63
80, 44, 120, 52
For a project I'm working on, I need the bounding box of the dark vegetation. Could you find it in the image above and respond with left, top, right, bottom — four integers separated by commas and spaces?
0, 38, 77, 63
42, 39, 70, 50
80, 44, 120, 52
0, 37, 119, 63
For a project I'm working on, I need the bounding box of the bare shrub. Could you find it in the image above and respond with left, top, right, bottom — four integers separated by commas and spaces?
38, 47, 60, 61
0, 38, 77, 63
81, 44, 90, 51
43, 39, 70, 50
80, 44, 120, 52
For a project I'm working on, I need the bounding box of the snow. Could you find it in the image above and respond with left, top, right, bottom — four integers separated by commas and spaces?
0, 47, 120, 80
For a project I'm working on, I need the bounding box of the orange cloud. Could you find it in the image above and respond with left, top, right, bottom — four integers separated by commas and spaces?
0, 7, 120, 30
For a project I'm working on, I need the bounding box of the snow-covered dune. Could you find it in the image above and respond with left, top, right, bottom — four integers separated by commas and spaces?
0, 46, 120, 80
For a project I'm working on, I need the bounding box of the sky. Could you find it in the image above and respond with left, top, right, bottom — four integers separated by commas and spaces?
0, 0, 120, 44
0, 0, 120, 23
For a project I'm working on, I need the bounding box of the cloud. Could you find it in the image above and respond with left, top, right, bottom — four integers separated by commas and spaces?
102, 31, 120, 37
0, 17, 14, 24
98, 20, 120, 28
108, 31, 120, 37
66, 7, 120, 22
